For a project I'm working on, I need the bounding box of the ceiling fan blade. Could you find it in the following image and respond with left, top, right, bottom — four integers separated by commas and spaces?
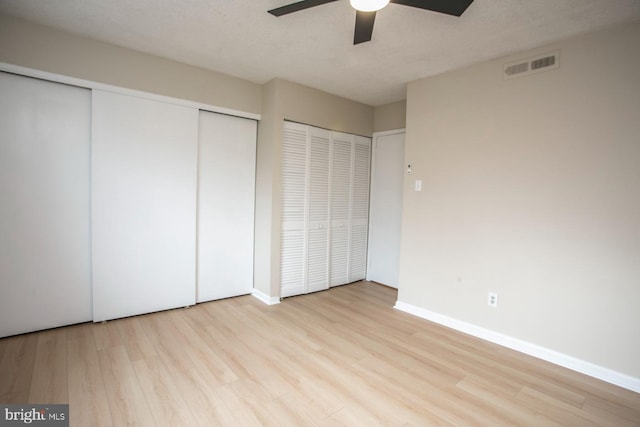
268, 0, 340, 17
354, 10, 376, 45
390, 0, 474, 17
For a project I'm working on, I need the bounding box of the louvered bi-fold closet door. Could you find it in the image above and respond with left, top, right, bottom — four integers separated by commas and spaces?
329, 132, 353, 287
349, 135, 371, 282
280, 122, 370, 297
280, 122, 308, 297
306, 127, 331, 293
280, 122, 331, 297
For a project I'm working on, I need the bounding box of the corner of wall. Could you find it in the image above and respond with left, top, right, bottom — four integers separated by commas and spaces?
373, 100, 407, 133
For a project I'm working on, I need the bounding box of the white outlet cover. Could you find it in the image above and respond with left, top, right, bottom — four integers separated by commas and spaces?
488, 292, 498, 307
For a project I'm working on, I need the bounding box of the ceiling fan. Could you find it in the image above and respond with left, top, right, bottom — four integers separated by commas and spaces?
268, 0, 474, 45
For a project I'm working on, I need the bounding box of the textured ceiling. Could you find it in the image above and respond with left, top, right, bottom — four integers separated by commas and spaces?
1, 0, 639, 106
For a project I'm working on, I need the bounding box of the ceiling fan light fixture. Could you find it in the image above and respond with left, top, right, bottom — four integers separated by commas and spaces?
350, 0, 390, 12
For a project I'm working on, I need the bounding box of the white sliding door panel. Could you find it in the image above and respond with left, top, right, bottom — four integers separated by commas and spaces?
197, 111, 256, 302
367, 131, 405, 288
280, 122, 308, 297
92, 90, 198, 322
307, 127, 331, 293
0, 72, 92, 337
330, 132, 353, 287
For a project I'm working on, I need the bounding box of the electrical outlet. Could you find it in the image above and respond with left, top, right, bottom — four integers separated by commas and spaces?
488, 292, 498, 308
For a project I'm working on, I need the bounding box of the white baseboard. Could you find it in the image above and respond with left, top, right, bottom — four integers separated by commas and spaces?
394, 300, 640, 393
252, 289, 280, 306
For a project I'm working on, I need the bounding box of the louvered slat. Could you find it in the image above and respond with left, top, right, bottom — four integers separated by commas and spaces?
280, 229, 305, 297
349, 224, 369, 281
281, 125, 307, 223
308, 129, 330, 222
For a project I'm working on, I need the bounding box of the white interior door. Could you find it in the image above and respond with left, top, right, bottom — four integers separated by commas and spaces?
367, 130, 405, 288
91, 90, 198, 322
197, 111, 257, 302
0, 72, 92, 337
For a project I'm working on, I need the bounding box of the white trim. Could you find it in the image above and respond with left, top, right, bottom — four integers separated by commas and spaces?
394, 300, 640, 393
0, 62, 261, 121
252, 289, 281, 305
372, 128, 405, 137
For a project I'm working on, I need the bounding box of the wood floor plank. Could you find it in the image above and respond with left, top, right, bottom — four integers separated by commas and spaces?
321, 403, 404, 427
0, 281, 638, 426
0, 335, 8, 364
255, 395, 321, 427
0, 333, 38, 402
66, 323, 112, 427
131, 356, 199, 426
153, 349, 232, 427
28, 328, 67, 403
166, 309, 238, 385
581, 393, 640, 427
408, 327, 591, 410
456, 374, 562, 426
92, 319, 124, 351
138, 310, 238, 426
351, 354, 507, 425
285, 375, 348, 421
114, 315, 157, 362
98, 345, 155, 426
213, 380, 267, 426
517, 385, 616, 426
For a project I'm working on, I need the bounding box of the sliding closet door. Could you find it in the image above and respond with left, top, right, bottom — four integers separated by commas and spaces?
197, 111, 257, 302
0, 72, 92, 337
92, 90, 198, 322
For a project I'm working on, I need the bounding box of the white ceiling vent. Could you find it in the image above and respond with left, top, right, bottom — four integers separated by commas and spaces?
504, 50, 560, 80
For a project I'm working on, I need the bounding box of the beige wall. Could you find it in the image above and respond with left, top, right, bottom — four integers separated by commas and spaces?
400, 21, 640, 378
275, 79, 374, 136
0, 14, 261, 114
374, 100, 406, 132
254, 80, 279, 298
254, 79, 374, 297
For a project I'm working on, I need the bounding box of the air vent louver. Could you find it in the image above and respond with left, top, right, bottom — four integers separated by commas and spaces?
531, 55, 556, 70
504, 51, 559, 80
505, 62, 529, 76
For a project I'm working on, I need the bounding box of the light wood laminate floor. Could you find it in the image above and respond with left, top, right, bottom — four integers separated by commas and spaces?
1, 281, 638, 426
